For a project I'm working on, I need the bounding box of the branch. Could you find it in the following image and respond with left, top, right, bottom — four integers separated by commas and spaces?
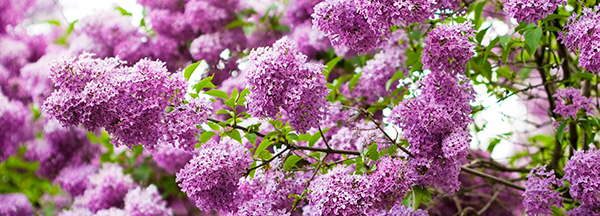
461, 166, 525, 191
246, 147, 290, 175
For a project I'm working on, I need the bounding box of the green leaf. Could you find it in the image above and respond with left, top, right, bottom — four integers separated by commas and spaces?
385, 71, 404, 91
54, 20, 78, 45
226, 129, 242, 143
115, 6, 133, 16
205, 89, 229, 99
283, 155, 303, 170
524, 26, 543, 54
556, 121, 567, 143
487, 138, 501, 153
348, 72, 362, 90
199, 131, 215, 144
323, 56, 343, 79
207, 121, 221, 130
183, 62, 202, 80
365, 143, 379, 161
254, 139, 273, 158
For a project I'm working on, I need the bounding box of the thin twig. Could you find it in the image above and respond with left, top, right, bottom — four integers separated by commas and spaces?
461, 166, 525, 191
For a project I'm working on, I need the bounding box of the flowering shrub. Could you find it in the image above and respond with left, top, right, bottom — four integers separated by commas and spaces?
0, 0, 599, 215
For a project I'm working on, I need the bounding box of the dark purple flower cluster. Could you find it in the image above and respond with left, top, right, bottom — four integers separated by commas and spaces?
244, 37, 328, 133
72, 163, 137, 212
523, 167, 562, 215
553, 87, 594, 119
391, 70, 474, 192
422, 23, 475, 75
561, 6, 600, 73
564, 150, 600, 212
503, 0, 565, 23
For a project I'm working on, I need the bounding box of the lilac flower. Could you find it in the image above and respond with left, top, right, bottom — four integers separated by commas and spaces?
553, 87, 594, 118
0, 193, 33, 216
189, 29, 247, 64
564, 150, 600, 207
369, 157, 416, 208
124, 185, 173, 216
160, 98, 212, 151
523, 167, 562, 215
54, 164, 98, 196
231, 199, 290, 216
236, 165, 302, 212
58, 208, 93, 216
184, 0, 238, 34
0, 92, 32, 161
137, 0, 183, 10
390, 70, 474, 192
312, 0, 384, 55
44, 55, 191, 149
176, 139, 251, 212
422, 23, 475, 74
0, 36, 32, 75
95, 208, 128, 216
349, 31, 407, 103
0, 0, 35, 34
151, 144, 195, 174
289, 22, 330, 57
149, 10, 196, 40
76, 11, 137, 46
374, 203, 429, 216
389, 0, 434, 25
568, 205, 600, 216
26, 120, 100, 179
73, 164, 137, 212
503, 0, 565, 23
433, 0, 461, 11
307, 167, 377, 216
285, 0, 323, 27
245, 37, 327, 133
561, 7, 600, 73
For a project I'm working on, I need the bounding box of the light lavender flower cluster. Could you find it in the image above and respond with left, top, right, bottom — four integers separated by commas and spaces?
244, 37, 328, 133
503, 0, 565, 23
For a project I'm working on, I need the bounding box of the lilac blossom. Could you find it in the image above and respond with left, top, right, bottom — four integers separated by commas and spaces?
553, 87, 594, 118
176, 139, 252, 212
422, 23, 475, 74
523, 167, 562, 215
0, 92, 33, 161
124, 185, 173, 216
503, 0, 565, 23
0, 193, 33, 216
245, 37, 327, 133
73, 164, 137, 213
564, 150, 600, 207
54, 164, 98, 196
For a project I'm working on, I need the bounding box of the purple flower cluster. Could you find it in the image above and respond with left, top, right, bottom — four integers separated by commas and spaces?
285, 0, 323, 27
375, 203, 429, 216
26, 120, 100, 179
422, 23, 474, 75
390, 70, 474, 192
189, 29, 246, 64
312, 0, 437, 55
523, 167, 562, 215
0, 193, 33, 216
0, 0, 35, 34
349, 31, 407, 103
124, 185, 173, 216
160, 98, 212, 151
369, 157, 416, 208
176, 139, 251, 212
73, 164, 137, 212
0, 92, 32, 161
42, 54, 212, 150
553, 87, 594, 119
245, 37, 328, 133
151, 144, 195, 174
54, 164, 98, 196
561, 7, 600, 73
564, 150, 600, 209
503, 0, 565, 23
307, 167, 377, 215
234, 166, 302, 214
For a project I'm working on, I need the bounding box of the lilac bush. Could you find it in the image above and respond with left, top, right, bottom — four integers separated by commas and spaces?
1, 0, 599, 215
